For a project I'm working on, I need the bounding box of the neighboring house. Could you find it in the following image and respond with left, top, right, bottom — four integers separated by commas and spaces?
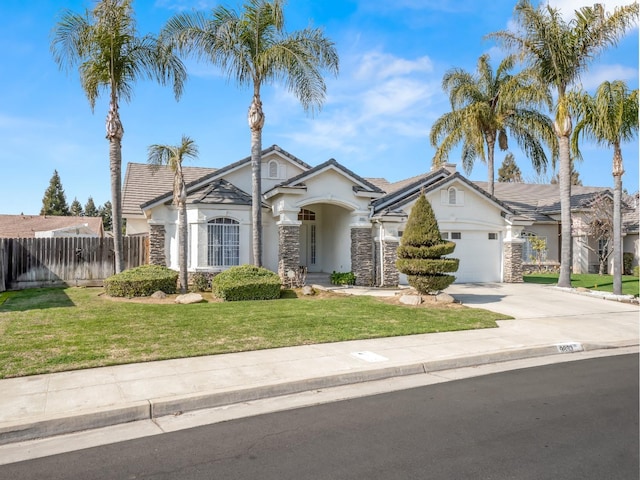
0, 215, 104, 238
122, 145, 638, 286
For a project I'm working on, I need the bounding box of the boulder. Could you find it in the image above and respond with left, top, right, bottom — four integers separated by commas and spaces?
435, 292, 455, 304
399, 294, 422, 305
175, 293, 204, 304
151, 291, 167, 299
301, 285, 315, 296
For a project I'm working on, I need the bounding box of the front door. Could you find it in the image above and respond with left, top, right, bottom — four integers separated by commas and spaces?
299, 222, 318, 272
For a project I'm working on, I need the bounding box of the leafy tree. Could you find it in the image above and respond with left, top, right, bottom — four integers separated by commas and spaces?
430, 53, 556, 195
577, 194, 614, 276
147, 135, 199, 293
70, 197, 84, 216
99, 201, 113, 231
41, 170, 70, 216
497, 153, 523, 183
396, 192, 459, 293
51, 0, 186, 273
550, 160, 583, 186
84, 196, 99, 217
529, 236, 547, 270
162, 0, 339, 267
488, 0, 638, 288
570, 81, 638, 294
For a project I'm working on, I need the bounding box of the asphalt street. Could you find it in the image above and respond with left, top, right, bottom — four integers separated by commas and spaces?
2, 353, 637, 480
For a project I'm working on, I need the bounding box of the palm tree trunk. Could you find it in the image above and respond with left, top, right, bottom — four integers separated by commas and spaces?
248, 92, 265, 267
486, 133, 496, 196
557, 133, 572, 288
106, 99, 124, 274
178, 200, 188, 294
612, 144, 624, 295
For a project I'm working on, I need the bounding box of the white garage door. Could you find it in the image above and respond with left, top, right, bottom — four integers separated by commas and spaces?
448, 230, 502, 283
398, 230, 502, 285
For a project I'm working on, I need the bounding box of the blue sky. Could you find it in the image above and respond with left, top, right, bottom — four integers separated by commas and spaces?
0, 0, 637, 215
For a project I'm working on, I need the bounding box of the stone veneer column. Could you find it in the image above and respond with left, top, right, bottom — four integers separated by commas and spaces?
149, 224, 166, 266
278, 224, 301, 285
382, 240, 400, 287
503, 239, 524, 283
351, 227, 373, 287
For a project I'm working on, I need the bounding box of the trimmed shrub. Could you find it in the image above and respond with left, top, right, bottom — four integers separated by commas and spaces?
104, 264, 178, 298
330, 271, 356, 285
212, 265, 281, 301
623, 252, 634, 275
396, 191, 458, 293
191, 272, 211, 292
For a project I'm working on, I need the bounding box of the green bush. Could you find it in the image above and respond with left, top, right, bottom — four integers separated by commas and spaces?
330, 271, 356, 286
407, 274, 456, 292
191, 272, 211, 292
623, 252, 634, 275
397, 242, 456, 259
396, 258, 460, 275
104, 264, 178, 298
212, 265, 281, 301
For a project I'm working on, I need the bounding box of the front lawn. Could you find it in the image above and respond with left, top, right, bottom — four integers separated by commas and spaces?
524, 273, 639, 297
0, 287, 510, 379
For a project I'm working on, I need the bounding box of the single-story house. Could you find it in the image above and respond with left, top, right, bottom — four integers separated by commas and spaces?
122, 145, 639, 286
0, 215, 104, 238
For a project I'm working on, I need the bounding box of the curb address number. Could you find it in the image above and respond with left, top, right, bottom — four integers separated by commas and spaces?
556, 342, 583, 354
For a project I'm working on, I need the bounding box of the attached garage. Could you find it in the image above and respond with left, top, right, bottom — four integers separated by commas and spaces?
442, 230, 502, 283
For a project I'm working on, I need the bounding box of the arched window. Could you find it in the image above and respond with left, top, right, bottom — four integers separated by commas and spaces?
297, 209, 316, 221
208, 218, 239, 267
268, 160, 279, 179
448, 187, 457, 205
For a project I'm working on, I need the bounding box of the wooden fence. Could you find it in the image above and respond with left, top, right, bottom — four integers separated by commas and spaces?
0, 236, 148, 292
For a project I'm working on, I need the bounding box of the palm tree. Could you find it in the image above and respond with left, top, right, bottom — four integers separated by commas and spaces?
162, 0, 339, 267
570, 81, 638, 295
148, 136, 199, 293
430, 54, 556, 196
488, 0, 638, 287
51, 0, 186, 273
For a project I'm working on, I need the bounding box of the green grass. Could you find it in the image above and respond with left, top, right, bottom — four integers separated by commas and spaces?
0, 287, 510, 379
524, 273, 639, 297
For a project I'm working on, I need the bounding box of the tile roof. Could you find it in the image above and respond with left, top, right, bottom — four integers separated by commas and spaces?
122, 163, 216, 217
186, 179, 253, 206
0, 215, 104, 238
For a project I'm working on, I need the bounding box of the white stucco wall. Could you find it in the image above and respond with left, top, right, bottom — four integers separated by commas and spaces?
125, 217, 150, 235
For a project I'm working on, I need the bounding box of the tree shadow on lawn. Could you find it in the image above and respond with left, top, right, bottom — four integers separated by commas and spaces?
0, 288, 74, 312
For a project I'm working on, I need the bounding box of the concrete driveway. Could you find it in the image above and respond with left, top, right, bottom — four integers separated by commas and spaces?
446, 282, 638, 319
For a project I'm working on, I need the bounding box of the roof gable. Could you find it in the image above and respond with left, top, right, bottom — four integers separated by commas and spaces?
266, 158, 384, 197
137, 145, 311, 212
186, 179, 253, 206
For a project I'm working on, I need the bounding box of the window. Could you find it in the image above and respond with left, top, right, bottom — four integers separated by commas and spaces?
522, 232, 547, 262
441, 232, 449, 240
207, 218, 239, 267
451, 232, 462, 240
448, 187, 457, 205
488, 233, 498, 240
310, 224, 317, 265
598, 238, 609, 257
298, 209, 316, 221
268, 160, 279, 179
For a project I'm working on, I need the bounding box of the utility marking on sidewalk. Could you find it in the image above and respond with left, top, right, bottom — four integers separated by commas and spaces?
555, 342, 583, 354
351, 351, 389, 363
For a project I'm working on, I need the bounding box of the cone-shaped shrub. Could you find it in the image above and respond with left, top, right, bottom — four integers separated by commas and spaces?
396, 191, 459, 293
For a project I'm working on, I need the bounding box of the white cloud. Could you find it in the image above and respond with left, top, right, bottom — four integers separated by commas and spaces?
577, 63, 639, 90
276, 50, 440, 164
547, 1, 638, 20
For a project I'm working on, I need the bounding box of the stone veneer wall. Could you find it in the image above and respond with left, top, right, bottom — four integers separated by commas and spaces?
503, 240, 524, 282
278, 224, 301, 286
382, 240, 399, 287
149, 224, 166, 266
351, 228, 373, 286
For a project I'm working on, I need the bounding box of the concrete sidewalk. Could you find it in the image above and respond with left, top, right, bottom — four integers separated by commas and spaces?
0, 283, 638, 448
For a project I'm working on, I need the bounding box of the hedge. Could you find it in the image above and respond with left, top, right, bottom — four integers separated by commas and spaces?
104, 264, 178, 298
212, 265, 282, 301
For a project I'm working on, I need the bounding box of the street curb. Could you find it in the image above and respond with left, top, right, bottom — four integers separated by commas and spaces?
1, 342, 637, 446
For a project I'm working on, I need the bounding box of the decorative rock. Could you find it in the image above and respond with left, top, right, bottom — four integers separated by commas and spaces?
301, 285, 315, 296
435, 292, 455, 304
576, 287, 590, 292
399, 294, 422, 305
151, 291, 167, 299
175, 293, 204, 304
